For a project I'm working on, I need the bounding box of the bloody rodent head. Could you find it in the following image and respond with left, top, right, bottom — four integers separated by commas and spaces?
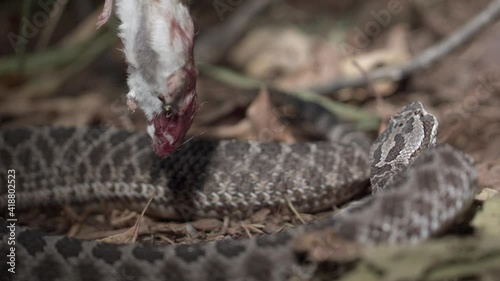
115, 0, 198, 158
149, 64, 198, 158
150, 90, 198, 157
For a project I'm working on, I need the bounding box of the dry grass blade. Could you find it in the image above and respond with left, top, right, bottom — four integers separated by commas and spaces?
98, 193, 155, 244
286, 195, 306, 225
313, 0, 500, 93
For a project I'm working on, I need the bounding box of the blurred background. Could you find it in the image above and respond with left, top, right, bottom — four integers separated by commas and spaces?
0, 0, 498, 190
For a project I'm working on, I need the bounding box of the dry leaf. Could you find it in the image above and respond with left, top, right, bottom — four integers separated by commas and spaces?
97, 222, 140, 244
274, 41, 341, 90
191, 218, 223, 231
109, 210, 141, 228
230, 27, 312, 79
472, 197, 500, 236
98, 193, 154, 244
250, 208, 271, 224
475, 188, 499, 202
230, 26, 341, 90
246, 87, 296, 142
203, 87, 296, 143
336, 24, 411, 101
477, 161, 500, 190
292, 229, 361, 263
339, 25, 410, 76
153, 222, 191, 236
263, 223, 283, 234
200, 119, 253, 140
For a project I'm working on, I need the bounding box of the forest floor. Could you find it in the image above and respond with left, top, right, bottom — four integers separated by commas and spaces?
0, 0, 499, 279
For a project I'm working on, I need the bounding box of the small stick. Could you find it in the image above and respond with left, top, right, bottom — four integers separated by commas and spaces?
240, 222, 253, 238
221, 216, 230, 235
285, 196, 306, 225
313, 0, 500, 94
351, 59, 389, 133
351, 60, 382, 106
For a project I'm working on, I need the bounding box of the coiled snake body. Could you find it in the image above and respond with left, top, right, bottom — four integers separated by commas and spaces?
0, 102, 477, 281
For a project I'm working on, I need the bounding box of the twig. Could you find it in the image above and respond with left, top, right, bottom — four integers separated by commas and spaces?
351, 60, 388, 130
312, 0, 500, 94
194, 0, 278, 64
350, 60, 381, 105
240, 222, 253, 238
97, 193, 155, 244
158, 235, 176, 245
285, 196, 306, 225
221, 216, 229, 235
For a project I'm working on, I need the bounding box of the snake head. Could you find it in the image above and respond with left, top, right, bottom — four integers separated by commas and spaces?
370, 102, 438, 192
387, 102, 438, 149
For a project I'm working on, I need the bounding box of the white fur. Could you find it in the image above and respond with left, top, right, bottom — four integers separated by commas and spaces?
148, 0, 194, 103
147, 124, 155, 139
114, 0, 194, 120
126, 73, 163, 120
115, 0, 140, 67
115, 0, 161, 119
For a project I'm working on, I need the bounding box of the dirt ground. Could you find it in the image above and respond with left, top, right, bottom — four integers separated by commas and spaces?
0, 0, 499, 256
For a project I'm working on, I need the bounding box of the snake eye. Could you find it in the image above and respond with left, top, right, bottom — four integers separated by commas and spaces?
413, 110, 422, 115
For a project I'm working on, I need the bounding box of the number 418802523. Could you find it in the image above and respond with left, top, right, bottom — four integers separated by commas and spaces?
7, 169, 16, 217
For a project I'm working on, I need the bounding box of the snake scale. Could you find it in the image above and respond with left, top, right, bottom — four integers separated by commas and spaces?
0, 102, 477, 281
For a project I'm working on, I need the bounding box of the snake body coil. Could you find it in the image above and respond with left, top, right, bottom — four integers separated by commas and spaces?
0, 102, 477, 281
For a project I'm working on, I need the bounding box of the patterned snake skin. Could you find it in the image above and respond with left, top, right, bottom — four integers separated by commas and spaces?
0, 102, 477, 281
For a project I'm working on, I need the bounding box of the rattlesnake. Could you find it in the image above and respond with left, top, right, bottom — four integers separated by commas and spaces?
0, 102, 477, 281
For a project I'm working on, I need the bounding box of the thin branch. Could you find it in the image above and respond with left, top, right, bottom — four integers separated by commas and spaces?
313, 0, 500, 94
286, 196, 306, 225
351, 60, 387, 122
351, 60, 380, 103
